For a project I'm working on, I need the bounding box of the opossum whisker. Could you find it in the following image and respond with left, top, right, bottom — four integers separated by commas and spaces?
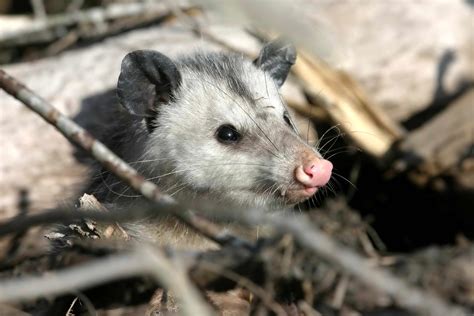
306, 118, 311, 144
342, 129, 382, 144
277, 91, 301, 136
127, 157, 179, 164
331, 171, 357, 189
324, 149, 356, 160
168, 184, 190, 197
91, 157, 161, 178
280, 178, 297, 199
314, 188, 324, 206
160, 180, 183, 195
254, 180, 285, 205
328, 177, 343, 192
99, 174, 142, 199
258, 182, 279, 207
195, 77, 283, 159
200, 81, 282, 160
263, 72, 271, 100
318, 131, 345, 153
312, 196, 319, 209
322, 145, 361, 156
302, 90, 321, 145
325, 181, 338, 197
264, 185, 280, 207
314, 124, 342, 150
144, 162, 271, 181
250, 131, 288, 161
249, 180, 275, 199
271, 184, 285, 201
261, 182, 279, 198
297, 202, 303, 214
95, 171, 136, 200
103, 162, 274, 192
165, 181, 190, 197
319, 186, 328, 201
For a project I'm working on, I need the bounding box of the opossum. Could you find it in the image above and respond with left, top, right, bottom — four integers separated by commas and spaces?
84, 40, 333, 247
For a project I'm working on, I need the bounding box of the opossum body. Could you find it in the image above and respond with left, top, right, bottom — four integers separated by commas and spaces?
85, 40, 333, 246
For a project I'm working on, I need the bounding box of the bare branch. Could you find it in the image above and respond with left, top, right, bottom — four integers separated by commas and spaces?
0, 1, 193, 47
30, 0, 47, 21
0, 245, 214, 316
0, 69, 235, 248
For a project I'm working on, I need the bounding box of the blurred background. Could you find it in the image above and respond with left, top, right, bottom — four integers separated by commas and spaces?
0, 0, 473, 313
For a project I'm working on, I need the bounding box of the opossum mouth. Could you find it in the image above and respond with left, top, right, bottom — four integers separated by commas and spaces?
280, 186, 318, 204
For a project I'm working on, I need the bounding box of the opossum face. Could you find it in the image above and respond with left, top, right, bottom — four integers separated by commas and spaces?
117, 41, 332, 209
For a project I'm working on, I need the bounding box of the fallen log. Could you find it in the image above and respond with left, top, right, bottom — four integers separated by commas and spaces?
395, 89, 474, 186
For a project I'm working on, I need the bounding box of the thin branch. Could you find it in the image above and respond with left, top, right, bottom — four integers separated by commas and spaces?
0, 2, 193, 47
30, 0, 47, 21
0, 205, 166, 237
0, 246, 214, 316
0, 204, 250, 252
141, 246, 215, 316
0, 69, 236, 248
200, 263, 288, 316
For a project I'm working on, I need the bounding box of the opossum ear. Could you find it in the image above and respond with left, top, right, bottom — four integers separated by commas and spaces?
117, 50, 181, 117
254, 39, 296, 87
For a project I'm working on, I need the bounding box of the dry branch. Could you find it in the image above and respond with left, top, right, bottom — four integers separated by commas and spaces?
0, 245, 214, 315
292, 52, 405, 159
0, 1, 193, 47
0, 69, 467, 316
0, 69, 234, 248
397, 89, 474, 183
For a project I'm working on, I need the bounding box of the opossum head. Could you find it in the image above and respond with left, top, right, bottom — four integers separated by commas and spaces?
117, 40, 332, 209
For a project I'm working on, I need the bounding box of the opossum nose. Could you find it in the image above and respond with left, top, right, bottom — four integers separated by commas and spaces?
295, 159, 333, 188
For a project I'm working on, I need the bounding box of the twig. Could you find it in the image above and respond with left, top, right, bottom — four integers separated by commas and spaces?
143, 246, 214, 316
30, 0, 47, 21
3, 189, 30, 259
0, 245, 214, 316
0, 203, 167, 238
331, 274, 349, 309
0, 69, 236, 248
198, 262, 287, 316
0, 2, 193, 47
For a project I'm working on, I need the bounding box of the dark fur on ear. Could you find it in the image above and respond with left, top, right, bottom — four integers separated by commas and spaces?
254, 39, 297, 87
117, 50, 181, 119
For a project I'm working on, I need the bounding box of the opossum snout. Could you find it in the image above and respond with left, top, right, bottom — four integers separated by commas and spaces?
295, 159, 333, 189
282, 154, 333, 204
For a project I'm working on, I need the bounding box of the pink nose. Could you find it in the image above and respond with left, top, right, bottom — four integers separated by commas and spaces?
295, 159, 333, 188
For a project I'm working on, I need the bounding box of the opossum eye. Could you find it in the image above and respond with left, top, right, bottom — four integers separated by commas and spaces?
216, 124, 241, 144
